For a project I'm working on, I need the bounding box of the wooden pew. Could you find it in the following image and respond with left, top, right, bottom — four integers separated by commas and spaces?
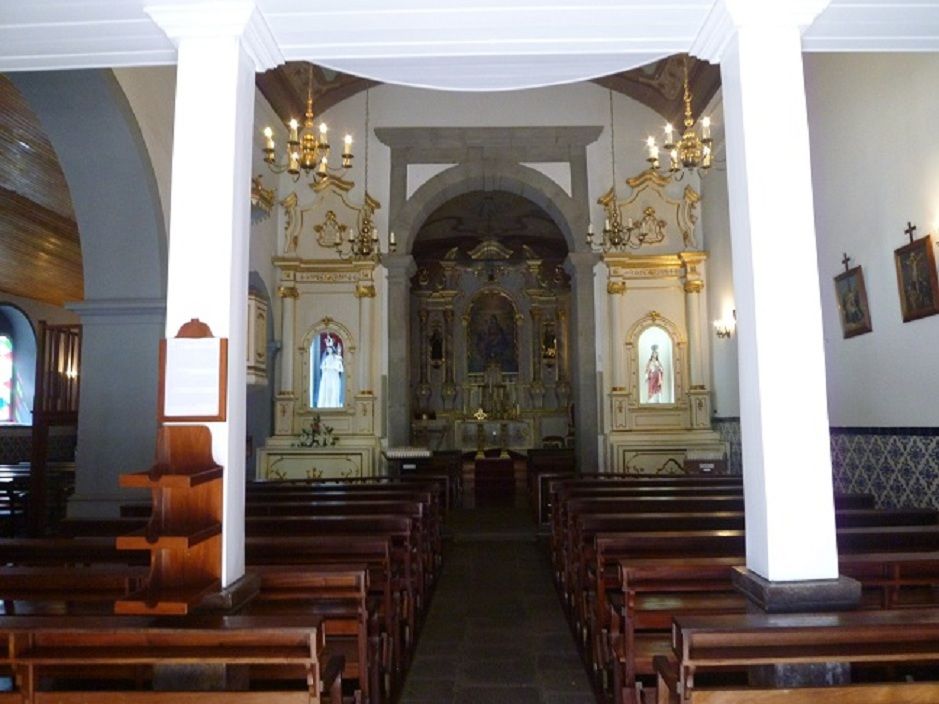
0, 612, 337, 704
246, 535, 403, 692
589, 528, 939, 703
246, 564, 379, 704
655, 608, 939, 704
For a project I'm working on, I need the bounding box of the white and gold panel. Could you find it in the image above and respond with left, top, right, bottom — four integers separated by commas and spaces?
258, 444, 377, 481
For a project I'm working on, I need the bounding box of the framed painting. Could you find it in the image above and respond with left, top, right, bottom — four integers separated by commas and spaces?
894, 235, 939, 322
466, 291, 518, 374
833, 265, 872, 338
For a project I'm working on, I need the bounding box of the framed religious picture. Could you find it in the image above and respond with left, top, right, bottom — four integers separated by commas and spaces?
894, 235, 939, 322
833, 265, 872, 338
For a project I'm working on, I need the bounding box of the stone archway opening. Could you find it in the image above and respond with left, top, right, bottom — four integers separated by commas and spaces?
406, 189, 574, 456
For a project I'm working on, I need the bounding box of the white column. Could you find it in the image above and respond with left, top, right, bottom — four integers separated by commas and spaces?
693, 0, 837, 581
147, 3, 282, 587
278, 287, 297, 394
684, 281, 705, 388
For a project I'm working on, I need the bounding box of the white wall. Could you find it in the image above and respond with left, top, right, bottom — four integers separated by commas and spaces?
805, 54, 939, 427
702, 160, 739, 417
112, 67, 175, 239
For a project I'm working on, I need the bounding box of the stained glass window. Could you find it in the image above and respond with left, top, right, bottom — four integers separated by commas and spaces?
0, 335, 12, 422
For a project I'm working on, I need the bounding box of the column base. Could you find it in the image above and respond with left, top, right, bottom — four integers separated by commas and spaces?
732, 566, 861, 613
733, 566, 861, 688
197, 573, 261, 614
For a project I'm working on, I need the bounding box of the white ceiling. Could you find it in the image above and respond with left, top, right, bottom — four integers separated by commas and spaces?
1, 1, 938, 89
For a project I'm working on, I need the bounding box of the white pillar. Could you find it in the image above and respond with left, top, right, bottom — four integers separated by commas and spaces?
693, 0, 837, 581
278, 287, 297, 394
147, 3, 282, 587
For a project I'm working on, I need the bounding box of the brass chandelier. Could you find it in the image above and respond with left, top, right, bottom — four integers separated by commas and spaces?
586, 89, 641, 252
644, 55, 712, 180
332, 89, 396, 263
261, 65, 354, 182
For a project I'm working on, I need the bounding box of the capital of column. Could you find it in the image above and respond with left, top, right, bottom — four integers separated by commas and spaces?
607, 280, 626, 295
145, 1, 284, 71
564, 251, 600, 277
691, 0, 832, 62
383, 254, 418, 282
684, 280, 705, 294
277, 285, 299, 299
67, 297, 166, 324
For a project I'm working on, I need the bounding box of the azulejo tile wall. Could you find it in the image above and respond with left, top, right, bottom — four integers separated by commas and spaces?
713, 417, 742, 476
830, 428, 939, 509
712, 419, 939, 510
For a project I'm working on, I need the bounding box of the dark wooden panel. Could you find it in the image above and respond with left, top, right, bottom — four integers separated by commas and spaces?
0, 75, 82, 306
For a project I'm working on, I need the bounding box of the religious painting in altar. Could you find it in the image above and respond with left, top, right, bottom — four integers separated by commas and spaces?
466, 291, 518, 374
834, 265, 872, 338
310, 331, 346, 408
894, 234, 939, 322
637, 325, 674, 404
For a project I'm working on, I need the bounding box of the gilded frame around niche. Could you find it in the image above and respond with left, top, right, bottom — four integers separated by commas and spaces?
834, 265, 872, 338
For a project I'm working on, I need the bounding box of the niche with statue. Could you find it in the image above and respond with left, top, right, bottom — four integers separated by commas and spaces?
256, 175, 385, 481
601, 167, 726, 473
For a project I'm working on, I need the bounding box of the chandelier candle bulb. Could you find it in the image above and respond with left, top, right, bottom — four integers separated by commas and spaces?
343, 135, 352, 156
664, 123, 674, 148
263, 126, 274, 151
389, 231, 396, 248
702, 116, 711, 140
318, 157, 328, 176
288, 119, 299, 144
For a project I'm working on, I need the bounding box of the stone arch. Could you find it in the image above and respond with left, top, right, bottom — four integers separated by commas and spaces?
10, 69, 167, 517
393, 162, 584, 254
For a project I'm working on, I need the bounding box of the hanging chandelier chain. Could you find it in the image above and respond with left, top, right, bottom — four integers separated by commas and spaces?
608, 89, 616, 188
364, 88, 370, 195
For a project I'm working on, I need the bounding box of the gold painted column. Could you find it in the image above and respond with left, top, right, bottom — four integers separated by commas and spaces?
416, 308, 431, 412
355, 278, 375, 393
684, 278, 706, 389
608, 276, 626, 390
274, 284, 298, 436
278, 284, 298, 395
530, 307, 545, 409
442, 309, 457, 409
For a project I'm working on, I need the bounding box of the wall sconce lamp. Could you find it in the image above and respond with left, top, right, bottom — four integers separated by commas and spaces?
713, 310, 736, 339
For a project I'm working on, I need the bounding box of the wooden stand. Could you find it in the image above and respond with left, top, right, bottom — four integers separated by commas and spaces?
115, 424, 222, 615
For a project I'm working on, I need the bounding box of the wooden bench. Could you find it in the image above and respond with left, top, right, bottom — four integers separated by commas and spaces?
655, 608, 939, 704
0, 612, 337, 704
593, 535, 939, 703
247, 564, 379, 704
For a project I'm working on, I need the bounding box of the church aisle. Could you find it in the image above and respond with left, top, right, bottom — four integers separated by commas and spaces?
398, 508, 595, 704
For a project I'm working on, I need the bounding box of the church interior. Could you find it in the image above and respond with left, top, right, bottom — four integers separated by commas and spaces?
2, 1, 939, 703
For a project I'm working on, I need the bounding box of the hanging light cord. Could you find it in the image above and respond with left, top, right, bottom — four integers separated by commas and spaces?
364, 88, 370, 196
608, 89, 616, 187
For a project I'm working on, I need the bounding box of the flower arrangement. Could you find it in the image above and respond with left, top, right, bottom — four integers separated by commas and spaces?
294, 414, 338, 447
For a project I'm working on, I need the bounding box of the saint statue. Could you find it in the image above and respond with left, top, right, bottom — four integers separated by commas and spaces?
317, 333, 344, 408
645, 344, 664, 403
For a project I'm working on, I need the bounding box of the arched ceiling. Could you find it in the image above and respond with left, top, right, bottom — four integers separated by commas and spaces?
412, 190, 567, 263
257, 55, 721, 128
0, 75, 82, 306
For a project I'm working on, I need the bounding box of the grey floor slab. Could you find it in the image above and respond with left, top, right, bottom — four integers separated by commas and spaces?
397, 507, 596, 704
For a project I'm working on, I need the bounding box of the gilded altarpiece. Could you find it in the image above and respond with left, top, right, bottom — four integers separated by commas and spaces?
258, 176, 383, 480
410, 241, 572, 453
602, 169, 725, 473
